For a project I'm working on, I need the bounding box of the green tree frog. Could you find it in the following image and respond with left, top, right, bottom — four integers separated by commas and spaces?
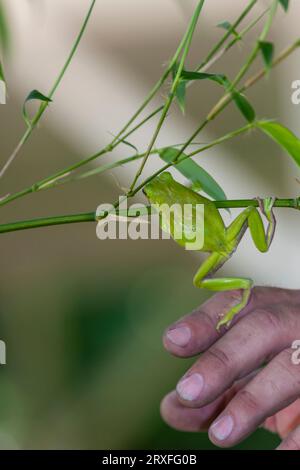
143, 172, 276, 330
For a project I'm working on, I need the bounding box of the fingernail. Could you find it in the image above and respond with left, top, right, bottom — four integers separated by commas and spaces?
177, 373, 204, 401
210, 415, 234, 441
166, 326, 191, 347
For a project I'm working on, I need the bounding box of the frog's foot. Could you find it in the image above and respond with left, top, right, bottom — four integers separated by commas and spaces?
256, 197, 276, 223
256, 197, 276, 246
216, 287, 252, 331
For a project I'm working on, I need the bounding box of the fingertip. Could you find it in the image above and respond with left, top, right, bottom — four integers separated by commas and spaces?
161, 390, 220, 433
165, 325, 192, 348
160, 391, 185, 431
208, 414, 235, 448
163, 324, 194, 357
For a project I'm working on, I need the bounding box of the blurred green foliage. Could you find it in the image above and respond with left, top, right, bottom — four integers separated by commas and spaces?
0, 263, 280, 449
0, 1, 9, 53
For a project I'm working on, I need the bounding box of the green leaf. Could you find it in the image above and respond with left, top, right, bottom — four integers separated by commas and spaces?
181, 70, 256, 122
231, 90, 256, 123
279, 0, 289, 12
159, 147, 227, 201
0, 3, 9, 52
23, 90, 52, 127
0, 59, 6, 104
217, 21, 241, 40
176, 80, 187, 114
256, 120, 300, 167
110, 134, 139, 154
258, 41, 274, 71
119, 138, 138, 154
172, 63, 188, 113
181, 70, 227, 86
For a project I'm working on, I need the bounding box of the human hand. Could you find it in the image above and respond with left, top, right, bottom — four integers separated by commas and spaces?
160, 287, 300, 450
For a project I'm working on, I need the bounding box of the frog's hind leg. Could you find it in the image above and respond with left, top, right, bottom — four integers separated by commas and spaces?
226, 198, 276, 253
193, 252, 253, 330
215, 281, 252, 330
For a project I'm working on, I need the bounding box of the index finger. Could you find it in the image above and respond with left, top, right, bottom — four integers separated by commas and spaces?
163, 287, 296, 358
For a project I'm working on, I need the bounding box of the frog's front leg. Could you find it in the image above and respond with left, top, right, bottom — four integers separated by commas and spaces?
193, 252, 253, 330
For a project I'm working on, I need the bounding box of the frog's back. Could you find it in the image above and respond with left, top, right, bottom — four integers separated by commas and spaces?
144, 172, 227, 253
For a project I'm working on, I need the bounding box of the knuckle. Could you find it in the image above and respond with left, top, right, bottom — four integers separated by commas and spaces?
283, 433, 300, 451
206, 346, 233, 373
234, 389, 262, 415
185, 309, 217, 342
249, 307, 281, 332
276, 349, 300, 386
198, 309, 219, 332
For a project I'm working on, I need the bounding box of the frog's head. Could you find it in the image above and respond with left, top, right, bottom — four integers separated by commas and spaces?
143, 172, 175, 205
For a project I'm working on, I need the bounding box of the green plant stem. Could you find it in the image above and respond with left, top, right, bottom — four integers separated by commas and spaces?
40, 121, 251, 189
0, 213, 97, 234
108, 7, 196, 148
0, 1, 265, 206
100, 0, 262, 169
0, 0, 97, 179
207, 0, 278, 120
129, 0, 206, 192
1, 36, 299, 210
0, 106, 163, 207
33, 105, 163, 188
130, 0, 276, 191
130, 122, 253, 197
1, 197, 299, 235
242, 38, 300, 90
140, 0, 278, 184
0, 121, 252, 218
0, 0, 194, 185
200, 7, 269, 74
196, 0, 258, 71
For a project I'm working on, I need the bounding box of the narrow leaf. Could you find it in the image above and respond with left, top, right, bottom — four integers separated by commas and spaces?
120, 139, 138, 154
176, 80, 187, 114
0, 59, 6, 104
159, 147, 227, 201
231, 91, 256, 123
23, 90, 52, 127
116, 136, 138, 154
218, 21, 241, 40
172, 63, 187, 113
259, 41, 274, 71
181, 70, 256, 122
279, 0, 289, 12
181, 70, 227, 86
256, 120, 300, 167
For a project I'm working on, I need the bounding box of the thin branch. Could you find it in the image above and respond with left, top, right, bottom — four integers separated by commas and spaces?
196, 0, 258, 71
0, 1, 268, 208
207, 0, 278, 121
1, 197, 299, 235
199, 6, 270, 74
0, 0, 97, 179
129, 0, 206, 192
130, 123, 253, 197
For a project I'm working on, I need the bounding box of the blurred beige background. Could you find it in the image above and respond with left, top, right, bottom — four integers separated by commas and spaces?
3, 0, 300, 285
0, 0, 299, 449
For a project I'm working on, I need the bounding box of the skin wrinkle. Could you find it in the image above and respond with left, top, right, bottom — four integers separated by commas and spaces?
178, 308, 297, 407
275, 350, 300, 388
161, 287, 300, 449
205, 346, 233, 372
217, 353, 300, 444
284, 435, 300, 450
234, 389, 263, 416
